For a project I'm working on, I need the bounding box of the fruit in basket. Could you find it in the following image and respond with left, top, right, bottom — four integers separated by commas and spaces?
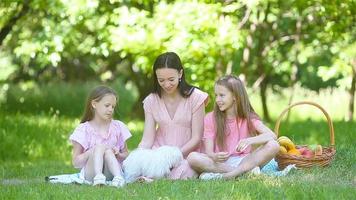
315, 145, 323, 156
287, 148, 301, 156
277, 136, 290, 141
298, 147, 314, 158
297, 147, 307, 154
277, 136, 295, 150
308, 144, 323, 156
279, 146, 287, 154
303, 149, 314, 158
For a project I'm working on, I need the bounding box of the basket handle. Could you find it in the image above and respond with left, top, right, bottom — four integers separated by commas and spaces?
274, 101, 335, 148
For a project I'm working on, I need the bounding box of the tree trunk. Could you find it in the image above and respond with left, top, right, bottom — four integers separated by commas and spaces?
347, 59, 356, 121
0, 0, 30, 46
255, 2, 271, 122
260, 78, 271, 122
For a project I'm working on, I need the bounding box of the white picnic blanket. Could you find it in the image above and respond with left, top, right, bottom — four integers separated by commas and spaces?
45, 173, 91, 185
46, 159, 296, 184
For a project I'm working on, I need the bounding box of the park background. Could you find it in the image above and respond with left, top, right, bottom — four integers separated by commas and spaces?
0, 0, 355, 199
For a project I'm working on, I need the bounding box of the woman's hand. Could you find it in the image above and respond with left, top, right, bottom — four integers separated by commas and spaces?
210, 152, 230, 163
236, 138, 253, 152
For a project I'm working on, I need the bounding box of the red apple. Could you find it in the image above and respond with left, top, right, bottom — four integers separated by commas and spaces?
302, 149, 314, 158
298, 147, 308, 154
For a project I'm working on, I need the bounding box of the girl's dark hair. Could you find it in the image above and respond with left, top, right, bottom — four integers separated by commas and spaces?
80, 85, 117, 123
152, 52, 195, 98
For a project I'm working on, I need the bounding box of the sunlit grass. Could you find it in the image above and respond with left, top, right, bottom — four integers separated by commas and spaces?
0, 113, 73, 162
1, 166, 355, 199
0, 84, 355, 199
0, 111, 355, 199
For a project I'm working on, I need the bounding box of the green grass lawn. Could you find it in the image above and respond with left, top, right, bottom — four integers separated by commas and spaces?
0, 85, 355, 199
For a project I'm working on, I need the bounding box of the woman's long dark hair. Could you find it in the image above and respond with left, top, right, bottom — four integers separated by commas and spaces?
152, 52, 195, 98
80, 86, 117, 123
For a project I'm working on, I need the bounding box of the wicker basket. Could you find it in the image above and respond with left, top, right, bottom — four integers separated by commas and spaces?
274, 101, 336, 169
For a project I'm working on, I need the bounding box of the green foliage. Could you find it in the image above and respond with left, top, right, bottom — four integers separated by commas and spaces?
318, 37, 356, 90
0, 51, 16, 81
0, 0, 355, 119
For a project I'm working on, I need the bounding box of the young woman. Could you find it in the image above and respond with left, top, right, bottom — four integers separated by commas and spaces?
138, 52, 208, 180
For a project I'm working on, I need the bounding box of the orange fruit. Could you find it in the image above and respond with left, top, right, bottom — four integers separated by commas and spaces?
287, 148, 301, 156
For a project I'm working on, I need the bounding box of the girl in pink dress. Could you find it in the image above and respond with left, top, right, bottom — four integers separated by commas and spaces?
138, 52, 208, 180
187, 75, 279, 180
69, 86, 131, 187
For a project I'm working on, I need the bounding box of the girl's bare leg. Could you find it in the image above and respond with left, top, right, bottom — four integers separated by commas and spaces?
84, 145, 107, 181
187, 152, 235, 173
103, 149, 123, 179
222, 140, 279, 179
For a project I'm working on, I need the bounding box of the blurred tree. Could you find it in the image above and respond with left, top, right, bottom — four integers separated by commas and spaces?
228, 0, 355, 121
318, 39, 356, 121
107, 2, 242, 114
0, 0, 354, 120
0, 0, 30, 46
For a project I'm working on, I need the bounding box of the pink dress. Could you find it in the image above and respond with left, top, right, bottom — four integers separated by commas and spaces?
203, 112, 263, 157
142, 88, 208, 179
69, 120, 132, 172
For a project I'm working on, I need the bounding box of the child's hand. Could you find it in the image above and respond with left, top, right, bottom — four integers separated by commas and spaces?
112, 147, 120, 155
236, 138, 252, 152
112, 147, 128, 159
212, 152, 230, 163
